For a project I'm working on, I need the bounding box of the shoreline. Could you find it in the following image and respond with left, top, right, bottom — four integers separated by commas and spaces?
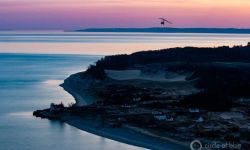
57, 70, 192, 150
64, 116, 188, 150
33, 109, 189, 150
35, 44, 250, 150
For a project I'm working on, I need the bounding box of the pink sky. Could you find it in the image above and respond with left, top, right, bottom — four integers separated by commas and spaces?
1, 0, 250, 30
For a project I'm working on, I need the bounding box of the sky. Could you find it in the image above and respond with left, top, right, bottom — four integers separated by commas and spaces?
0, 0, 250, 30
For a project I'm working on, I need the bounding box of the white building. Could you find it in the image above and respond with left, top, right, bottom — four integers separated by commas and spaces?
196, 116, 204, 123
154, 115, 167, 121
166, 116, 174, 121
133, 97, 141, 102
189, 108, 200, 113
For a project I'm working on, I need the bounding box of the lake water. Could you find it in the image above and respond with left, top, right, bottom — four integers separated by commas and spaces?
1, 31, 250, 150
0, 31, 250, 55
0, 54, 147, 150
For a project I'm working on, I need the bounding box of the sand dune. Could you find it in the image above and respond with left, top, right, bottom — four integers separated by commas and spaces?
105, 69, 187, 82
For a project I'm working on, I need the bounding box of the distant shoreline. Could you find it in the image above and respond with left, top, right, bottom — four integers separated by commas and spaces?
76, 27, 250, 34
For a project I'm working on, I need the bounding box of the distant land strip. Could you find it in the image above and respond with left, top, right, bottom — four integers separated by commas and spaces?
76, 28, 250, 34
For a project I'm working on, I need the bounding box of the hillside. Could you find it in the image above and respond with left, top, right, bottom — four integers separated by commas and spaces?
77, 28, 250, 34
57, 43, 250, 149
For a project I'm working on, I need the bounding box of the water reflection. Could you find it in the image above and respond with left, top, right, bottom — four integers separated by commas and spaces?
42, 80, 63, 86
49, 120, 66, 131
7, 111, 33, 119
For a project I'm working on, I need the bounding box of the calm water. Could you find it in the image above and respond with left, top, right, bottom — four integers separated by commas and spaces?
1, 32, 250, 150
0, 31, 250, 55
0, 54, 146, 150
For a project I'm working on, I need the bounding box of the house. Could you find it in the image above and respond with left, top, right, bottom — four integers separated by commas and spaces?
121, 104, 136, 108
166, 116, 174, 121
50, 103, 64, 112
196, 116, 204, 123
152, 111, 162, 115
133, 97, 141, 102
154, 115, 166, 121
154, 114, 174, 121
189, 108, 200, 113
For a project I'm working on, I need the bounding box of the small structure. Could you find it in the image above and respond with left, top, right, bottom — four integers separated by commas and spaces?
50, 103, 64, 112
154, 115, 166, 121
121, 104, 134, 108
133, 97, 141, 102
166, 116, 174, 121
152, 111, 162, 115
248, 42, 250, 47
196, 116, 204, 123
189, 108, 200, 113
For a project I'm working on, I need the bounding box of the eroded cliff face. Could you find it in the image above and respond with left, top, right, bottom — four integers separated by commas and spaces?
61, 72, 98, 106
61, 64, 200, 107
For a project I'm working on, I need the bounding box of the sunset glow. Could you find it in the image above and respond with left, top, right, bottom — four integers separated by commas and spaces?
1, 0, 250, 30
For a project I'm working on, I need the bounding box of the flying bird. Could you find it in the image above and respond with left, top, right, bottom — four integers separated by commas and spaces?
158, 18, 173, 27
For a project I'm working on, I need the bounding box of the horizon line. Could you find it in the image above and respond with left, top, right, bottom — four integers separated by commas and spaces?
1, 27, 250, 32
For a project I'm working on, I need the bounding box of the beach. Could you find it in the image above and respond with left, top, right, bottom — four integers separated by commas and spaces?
41, 65, 196, 150
33, 108, 189, 150
65, 116, 188, 150
57, 44, 250, 150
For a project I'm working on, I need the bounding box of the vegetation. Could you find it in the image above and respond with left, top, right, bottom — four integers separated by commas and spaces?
180, 91, 234, 111
85, 44, 250, 78
84, 44, 250, 111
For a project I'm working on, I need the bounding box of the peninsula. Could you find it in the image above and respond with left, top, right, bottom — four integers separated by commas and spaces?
76, 27, 250, 34
34, 43, 250, 150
